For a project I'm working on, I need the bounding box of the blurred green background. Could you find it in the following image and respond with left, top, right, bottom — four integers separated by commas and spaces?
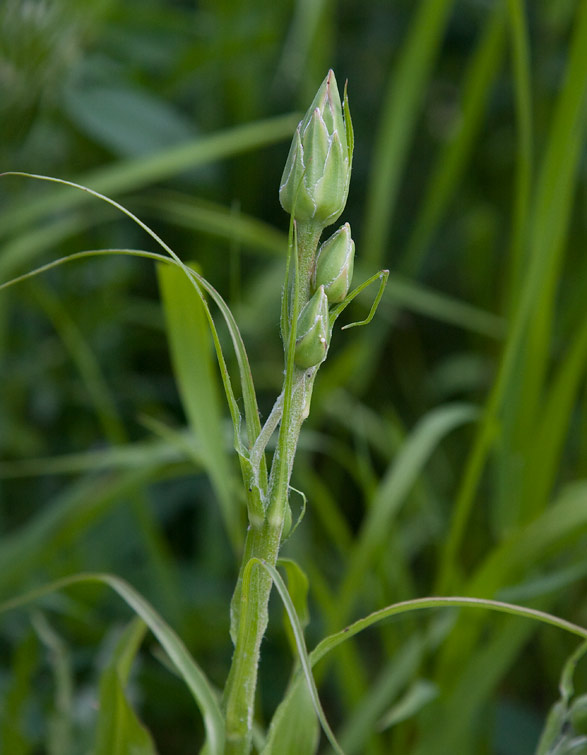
1, 0, 587, 753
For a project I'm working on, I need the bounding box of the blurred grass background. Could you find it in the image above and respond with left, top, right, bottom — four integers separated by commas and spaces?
1, 0, 587, 753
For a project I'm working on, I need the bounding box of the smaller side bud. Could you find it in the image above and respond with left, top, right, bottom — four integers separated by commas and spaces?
313, 222, 355, 303
294, 286, 330, 369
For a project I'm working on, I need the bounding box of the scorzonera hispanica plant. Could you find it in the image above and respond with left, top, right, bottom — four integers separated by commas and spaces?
2, 67, 587, 755
221, 69, 388, 754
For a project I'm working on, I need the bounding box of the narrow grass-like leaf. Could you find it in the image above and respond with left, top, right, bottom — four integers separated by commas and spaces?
277, 558, 310, 656
335, 403, 478, 626
93, 618, 157, 755
0, 114, 299, 242
0, 174, 265, 507
272, 595, 587, 755
158, 261, 243, 549
505, 0, 534, 302
378, 679, 438, 731
255, 559, 344, 755
0, 574, 225, 755
0, 467, 171, 599
144, 192, 288, 257
0, 432, 193, 478
261, 676, 319, 755
440, 0, 587, 578
31, 612, 74, 755
0, 631, 38, 755
522, 317, 587, 519
362, 0, 456, 267
434, 481, 587, 708
401, 2, 507, 273
339, 636, 425, 754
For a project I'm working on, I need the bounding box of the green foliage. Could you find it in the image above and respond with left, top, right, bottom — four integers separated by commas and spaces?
2, 0, 587, 753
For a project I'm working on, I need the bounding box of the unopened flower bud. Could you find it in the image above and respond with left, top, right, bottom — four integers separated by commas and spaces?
294, 286, 330, 369
280, 70, 353, 228
313, 222, 355, 303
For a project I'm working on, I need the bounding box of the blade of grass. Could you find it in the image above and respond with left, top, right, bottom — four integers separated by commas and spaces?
93, 618, 156, 755
269, 594, 587, 755
335, 403, 478, 627
158, 261, 243, 549
0, 573, 225, 755
30, 611, 74, 755
0, 114, 299, 242
0, 432, 194, 478
400, 2, 507, 274
362, 0, 456, 268
143, 191, 288, 257
439, 0, 587, 585
0, 465, 179, 599
0, 175, 265, 514
504, 0, 534, 304
254, 559, 344, 755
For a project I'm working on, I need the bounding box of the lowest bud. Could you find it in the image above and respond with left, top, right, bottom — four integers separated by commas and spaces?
279, 70, 353, 228
294, 286, 330, 369
313, 222, 355, 303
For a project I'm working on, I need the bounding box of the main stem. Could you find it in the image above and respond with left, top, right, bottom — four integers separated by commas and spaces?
222, 222, 322, 754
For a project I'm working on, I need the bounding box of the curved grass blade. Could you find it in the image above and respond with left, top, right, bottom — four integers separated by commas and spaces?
0, 114, 299, 242
400, 3, 507, 274
362, 0, 456, 267
439, 0, 587, 587
0, 173, 265, 499
0, 573, 225, 755
254, 559, 344, 755
158, 261, 244, 549
270, 595, 587, 748
93, 618, 156, 755
335, 403, 478, 626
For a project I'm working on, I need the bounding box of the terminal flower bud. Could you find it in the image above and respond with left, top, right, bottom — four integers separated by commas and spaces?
280, 70, 353, 228
313, 222, 355, 303
294, 286, 330, 369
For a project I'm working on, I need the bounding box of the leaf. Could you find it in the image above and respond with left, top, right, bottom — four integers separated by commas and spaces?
277, 558, 310, 655
31, 611, 74, 755
0, 114, 299, 245
271, 595, 587, 753
335, 402, 478, 625
0, 631, 38, 755
93, 618, 157, 755
158, 261, 242, 551
0, 574, 225, 755
255, 559, 344, 755
261, 677, 319, 755
64, 84, 195, 158
0, 173, 265, 518
377, 679, 438, 730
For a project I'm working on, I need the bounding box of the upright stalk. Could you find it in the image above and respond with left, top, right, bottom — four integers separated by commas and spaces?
221, 69, 355, 754
222, 225, 321, 755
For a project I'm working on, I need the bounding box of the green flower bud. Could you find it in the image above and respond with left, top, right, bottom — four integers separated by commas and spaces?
313, 222, 355, 303
280, 69, 353, 227
294, 286, 330, 369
